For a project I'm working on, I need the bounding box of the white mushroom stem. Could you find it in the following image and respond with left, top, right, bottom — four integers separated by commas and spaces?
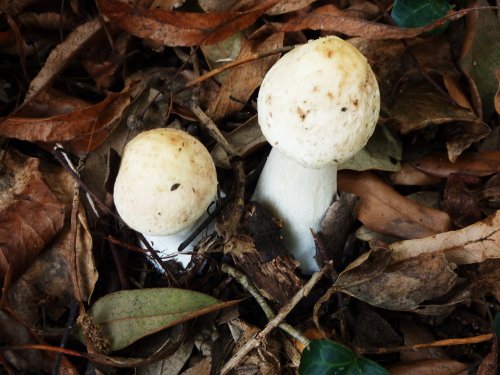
142, 209, 214, 268
253, 148, 337, 274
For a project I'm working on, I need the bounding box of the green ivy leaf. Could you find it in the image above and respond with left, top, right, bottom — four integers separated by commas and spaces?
299, 340, 389, 375
391, 0, 453, 33
494, 312, 500, 337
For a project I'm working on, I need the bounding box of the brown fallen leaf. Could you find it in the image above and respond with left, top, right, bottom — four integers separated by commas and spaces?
0, 151, 65, 280
97, 0, 278, 47
24, 18, 103, 104
441, 174, 483, 227
477, 340, 498, 375
459, 0, 500, 119
411, 151, 500, 178
0, 84, 134, 156
495, 69, 500, 115
390, 210, 500, 265
334, 247, 457, 311
388, 163, 442, 186
211, 116, 266, 169
399, 320, 447, 362
266, 0, 317, 15
338, 171, 451, 239
207, 32, 284, 122
280, 5, 483, 39
388, 359, 469, 375
385, 80, 489, 162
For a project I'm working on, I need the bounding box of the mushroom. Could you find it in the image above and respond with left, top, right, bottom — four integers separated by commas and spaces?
113, 128, 217, 266
253, 36, 380, 274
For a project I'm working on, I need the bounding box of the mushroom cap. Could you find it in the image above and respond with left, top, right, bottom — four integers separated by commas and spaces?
113, 128, 217, 236
257, 36, 380, 168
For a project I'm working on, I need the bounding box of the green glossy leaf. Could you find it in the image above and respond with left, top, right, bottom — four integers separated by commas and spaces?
299, 340, 389, 375
494, 312, 500, 337
391, 0, 452, 32
86, 288, 228, 351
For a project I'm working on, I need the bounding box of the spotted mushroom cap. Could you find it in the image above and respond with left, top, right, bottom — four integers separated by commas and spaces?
113, 128, 217, 236
257, 36, 380, 168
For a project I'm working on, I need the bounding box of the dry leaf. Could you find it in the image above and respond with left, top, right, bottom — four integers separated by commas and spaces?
335, 247, 457, 311
441, 174, 483, 227
389, 359, 469, 375
24, 18, 103, 104
411, 151, 500, 178
389, 163, 442, 186
0, 84, 134, 156
97, 0, 278, 47
211, 116, 266, 169
0, 151, 65, 280
399, 320, 447, 362
280, 5, 479, 39
266, 0, 317, 15
207, 32, 284, 121
338, 171, 451, 239
495, 69, 500, 115
385, 80, 489, 162
390, 210, 500, 265
459, 0, 500, 119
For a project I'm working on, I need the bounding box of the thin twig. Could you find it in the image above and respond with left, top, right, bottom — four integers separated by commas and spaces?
221, 263, 331, 374
357, 333, 494, 355
51, 302, 78, 375
189, 104, 246, 240
179, 46, 293, 94
222, 264, 310, 346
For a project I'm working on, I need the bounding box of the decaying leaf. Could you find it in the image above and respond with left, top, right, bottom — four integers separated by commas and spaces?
389, 163, 442, 186
390, 210, 500, 265
0, 151, 65, 280
335, 247, 457, 312
338, 171, 451, 239
24, 18, 103, 104
385, 80, 489, 162
87, 288, 235, 351
266, 0, 317, 15
207, 32, 284, 121
97, 0, 278, 47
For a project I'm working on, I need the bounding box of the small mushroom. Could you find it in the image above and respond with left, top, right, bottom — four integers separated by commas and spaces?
253, 36, 380, 273
113, 128, 217, 266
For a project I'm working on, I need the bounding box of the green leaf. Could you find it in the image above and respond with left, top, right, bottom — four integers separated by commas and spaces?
299, 340, 389, 375
86, 288, 229, 351
494, 312, 500, 337
391, 0, 452, 31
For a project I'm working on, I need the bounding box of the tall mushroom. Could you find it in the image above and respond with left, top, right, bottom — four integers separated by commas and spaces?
113, 128, 217, 266
253, 36, 380, 274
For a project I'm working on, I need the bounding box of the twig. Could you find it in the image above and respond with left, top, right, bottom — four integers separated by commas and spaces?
51, 302, 78, 375
189, 105, 245, 240
221, 263, 331, 374
179, 46, 293, 94
357, 333, 494, 355
222, 264, 310, 346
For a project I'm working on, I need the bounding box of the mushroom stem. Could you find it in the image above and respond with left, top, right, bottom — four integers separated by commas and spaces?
252, 148, 337, 274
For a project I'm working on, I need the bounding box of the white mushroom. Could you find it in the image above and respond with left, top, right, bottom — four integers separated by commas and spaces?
113, 128, 217, 266
253, 36, 380, 274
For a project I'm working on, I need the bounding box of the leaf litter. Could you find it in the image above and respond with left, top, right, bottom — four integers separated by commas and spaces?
0, 0, 499, 374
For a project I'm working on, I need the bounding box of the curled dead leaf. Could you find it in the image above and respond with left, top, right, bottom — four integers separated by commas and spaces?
338, 171, 451, 239
0, 84, 134, 156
